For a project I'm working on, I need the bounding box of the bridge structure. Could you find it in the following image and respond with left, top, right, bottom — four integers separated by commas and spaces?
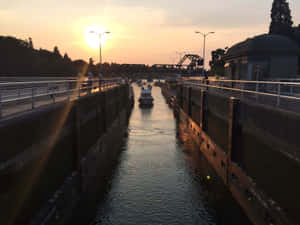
152, 53, 204, 73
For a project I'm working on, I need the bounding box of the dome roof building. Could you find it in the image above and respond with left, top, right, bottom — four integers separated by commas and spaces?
224, 34, 300, 80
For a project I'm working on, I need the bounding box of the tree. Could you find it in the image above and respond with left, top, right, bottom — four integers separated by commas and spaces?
53, 46, 61, 58
0, 36, 77, 76
63, 53, 71, 62
87, 57, 97, 76
28, 37, 33, 49
269, 0, 293, 36
209, 48, 226, 77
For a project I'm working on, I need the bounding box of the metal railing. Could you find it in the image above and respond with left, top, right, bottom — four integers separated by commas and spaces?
0, 78, 125, 119
0, 76, 77, 82
183, 79, 300, 113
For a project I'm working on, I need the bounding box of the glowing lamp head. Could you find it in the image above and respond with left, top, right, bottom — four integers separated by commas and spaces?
85, 25, 110, 49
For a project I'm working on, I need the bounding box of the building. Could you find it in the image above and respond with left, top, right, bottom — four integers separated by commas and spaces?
224, 34, 300, 80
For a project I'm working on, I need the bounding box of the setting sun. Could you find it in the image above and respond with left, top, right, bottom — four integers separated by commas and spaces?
85, 25, 109, 49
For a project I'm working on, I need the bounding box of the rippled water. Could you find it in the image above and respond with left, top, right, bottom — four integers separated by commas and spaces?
91, 84, 251, 225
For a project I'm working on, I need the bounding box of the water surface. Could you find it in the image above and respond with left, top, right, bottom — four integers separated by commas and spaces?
92, 84, 251, 225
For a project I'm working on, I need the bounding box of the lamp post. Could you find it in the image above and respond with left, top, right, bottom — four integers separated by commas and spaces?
89, 30, 110, 70
195, 31, 215, 77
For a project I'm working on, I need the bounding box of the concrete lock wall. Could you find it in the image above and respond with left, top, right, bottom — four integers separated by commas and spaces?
182, 87, 230, 153
177, 85, 300, 225
0, 84, 132, 225
239, 102, 300, 223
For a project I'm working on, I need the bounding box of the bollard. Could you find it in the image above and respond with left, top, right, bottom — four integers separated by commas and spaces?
200, 89, 207, 131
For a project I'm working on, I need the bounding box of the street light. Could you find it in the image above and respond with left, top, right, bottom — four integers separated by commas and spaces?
89, 30, 110, 69
195, 31, 215, 77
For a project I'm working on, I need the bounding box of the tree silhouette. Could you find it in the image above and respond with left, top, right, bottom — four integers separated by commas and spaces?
269, 0, 293, 36
28, 37, 33, 49
53, 46, 61, 58
0, 36, 77, 76
87, 58, 98, 76
0, 36, 202, 78
209, 48, 226, 76
63, 53, 71, 62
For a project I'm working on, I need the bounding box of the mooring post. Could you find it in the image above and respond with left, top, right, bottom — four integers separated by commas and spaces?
227, 97, 240, 184
200, 89, 207, 131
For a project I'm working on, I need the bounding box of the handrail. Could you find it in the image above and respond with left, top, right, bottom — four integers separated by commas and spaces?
0, 78, 126, 119
182, 79, 300, 112
0, 77, 123, 86
184, 81, 300, 101
184, 78, 300, 86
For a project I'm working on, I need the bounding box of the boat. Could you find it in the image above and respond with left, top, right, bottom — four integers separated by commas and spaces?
147, 78, 153, 82
154, 80, 162, 87
138, 87, 154, 107
136, 80, 142, 86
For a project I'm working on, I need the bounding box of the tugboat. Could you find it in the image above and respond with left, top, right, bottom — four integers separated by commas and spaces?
138, 87, 154, 108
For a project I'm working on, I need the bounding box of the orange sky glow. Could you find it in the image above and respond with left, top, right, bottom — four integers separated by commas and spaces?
1, 0, 300, 67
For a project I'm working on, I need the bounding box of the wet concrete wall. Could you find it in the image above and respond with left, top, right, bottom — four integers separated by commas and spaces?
0, 85, 132, 225
165, 83, 300, 225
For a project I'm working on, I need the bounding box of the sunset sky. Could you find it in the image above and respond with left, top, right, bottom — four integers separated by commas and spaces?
1, 0, 300, 67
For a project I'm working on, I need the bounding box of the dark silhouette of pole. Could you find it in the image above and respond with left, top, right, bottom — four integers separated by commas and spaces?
195, 31, 215, 77
89, 31, 110, 71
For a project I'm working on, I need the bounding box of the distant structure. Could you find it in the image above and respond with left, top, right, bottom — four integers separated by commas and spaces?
176, 54, 203, 71
224, 34, 300, 80
152, 54, 203, 76
223, 0, 300, 80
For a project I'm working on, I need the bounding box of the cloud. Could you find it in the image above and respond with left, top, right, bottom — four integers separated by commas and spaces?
108, 0, 272, 28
